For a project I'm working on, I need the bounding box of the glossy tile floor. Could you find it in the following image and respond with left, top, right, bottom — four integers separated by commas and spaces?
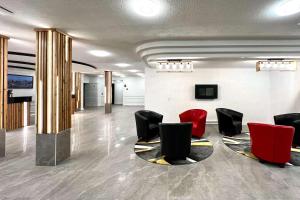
1, 106, 300, 200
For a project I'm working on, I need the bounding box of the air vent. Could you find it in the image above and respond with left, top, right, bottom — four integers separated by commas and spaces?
0, 5, 14, 15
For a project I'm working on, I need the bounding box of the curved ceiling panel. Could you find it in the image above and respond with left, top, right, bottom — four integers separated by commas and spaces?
7, 51, 98, 73
136, 40, 300, 68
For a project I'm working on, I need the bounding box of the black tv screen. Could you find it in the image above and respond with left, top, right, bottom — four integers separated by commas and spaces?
8, 74, 33, 89
195, 85, 218, 99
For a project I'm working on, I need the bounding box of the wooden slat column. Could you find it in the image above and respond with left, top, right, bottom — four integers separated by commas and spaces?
104, 71, 112, 114
75, 72, 81, 111
0, 35, 8, 157
35, 28, 72, 166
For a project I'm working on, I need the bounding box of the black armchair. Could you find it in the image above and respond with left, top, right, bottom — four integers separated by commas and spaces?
135, 110, 163, 141
216, 108, 243, 136
274, 113, 300, 147
159, 123, 192, 160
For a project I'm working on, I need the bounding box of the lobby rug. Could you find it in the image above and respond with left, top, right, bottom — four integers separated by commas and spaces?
134, 138, 214, 165
222, 133, 300, 167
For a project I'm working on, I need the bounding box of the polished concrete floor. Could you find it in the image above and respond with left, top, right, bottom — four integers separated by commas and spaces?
1, 106, 300, 200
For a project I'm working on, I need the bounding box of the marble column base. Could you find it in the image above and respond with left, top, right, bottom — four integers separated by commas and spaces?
105, 103, 112, 114
36, 129, 71, 166
0, 129, 5, 157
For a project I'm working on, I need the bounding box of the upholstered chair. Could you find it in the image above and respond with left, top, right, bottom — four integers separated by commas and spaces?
274, 113, 300, 147
248, 123, 294, 168
159, 123, 192, 160
216, 108, 243, 136
179, 109, 207, 138
135, 110, 163, 141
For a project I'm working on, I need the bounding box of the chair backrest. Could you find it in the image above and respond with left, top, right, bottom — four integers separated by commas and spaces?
159, 123, 192, 158
216, 108, 235, 125
180, 109, 207, 121
274, 113, 300, 126
248, 122, 294, 163
136, 110, 153, 119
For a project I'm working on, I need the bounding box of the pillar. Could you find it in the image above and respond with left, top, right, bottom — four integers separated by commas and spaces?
0, 35, 8, 157
104, 71, 112, 114
35, 29, 72, 166
75, 72, 81, 111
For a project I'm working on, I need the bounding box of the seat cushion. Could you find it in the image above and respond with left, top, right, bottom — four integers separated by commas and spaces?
233, 121, 242, 129
193, 122, 198, 129
149, 124, 159, 131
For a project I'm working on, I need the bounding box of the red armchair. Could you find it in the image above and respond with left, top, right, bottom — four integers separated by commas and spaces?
179, 109, 207, 138
248, 123, 294, 167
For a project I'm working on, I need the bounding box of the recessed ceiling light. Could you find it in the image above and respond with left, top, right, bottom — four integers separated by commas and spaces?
113, 72, 126, 78
128, 69, 139, 73
115, 63, 130, 68
89, 50, 111, 57
136, 73, 145, 77
129, 0, 164, 18
275, 0, 300, 16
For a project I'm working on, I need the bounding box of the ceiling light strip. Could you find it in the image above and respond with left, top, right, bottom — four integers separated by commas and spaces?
256, 60, 297, 71
156, 61, 193, 72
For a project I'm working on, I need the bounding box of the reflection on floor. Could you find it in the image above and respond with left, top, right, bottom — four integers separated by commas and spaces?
1, 106, 300, 199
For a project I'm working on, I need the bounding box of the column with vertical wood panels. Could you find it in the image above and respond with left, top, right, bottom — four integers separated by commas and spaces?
0, 35, 8, 157
35, 28, 72, 166
75, 72, 81, 111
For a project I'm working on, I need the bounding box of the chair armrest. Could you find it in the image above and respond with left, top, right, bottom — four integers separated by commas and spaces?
148, 112, 163, 124
220, 112, 233, 120
293, 120, 300, 125
291, 120, 300, 130
231, 111, 243, 121
137, 113, 148, 122
135, 113, 150, 139
179, 112, 191, 122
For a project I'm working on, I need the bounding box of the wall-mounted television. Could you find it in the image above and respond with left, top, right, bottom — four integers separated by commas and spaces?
195, 84, 218, 99
8, 74, 33, 89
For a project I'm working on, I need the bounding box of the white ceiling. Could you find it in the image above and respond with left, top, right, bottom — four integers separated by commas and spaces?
1, 0, 300, 74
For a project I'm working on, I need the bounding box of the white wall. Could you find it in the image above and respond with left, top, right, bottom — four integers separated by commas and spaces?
145, 61, 300, 124
114, 80, 124, 105
123, 77, 145, 106
83, 75, 145, 106
269, 70, 300, 117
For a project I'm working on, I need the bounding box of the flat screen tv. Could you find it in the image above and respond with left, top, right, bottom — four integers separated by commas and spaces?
8, 74, 33, 89
195, 84, 218, 99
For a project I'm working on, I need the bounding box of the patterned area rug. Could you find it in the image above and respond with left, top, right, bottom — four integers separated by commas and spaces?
223, 133, 300, 167
134, 137, 214, 165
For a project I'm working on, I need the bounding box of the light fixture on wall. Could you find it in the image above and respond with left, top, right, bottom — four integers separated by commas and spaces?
256, 60, 297, 71
156, 60, 194, 72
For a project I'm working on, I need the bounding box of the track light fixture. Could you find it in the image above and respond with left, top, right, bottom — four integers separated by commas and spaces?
256, 60, 297, 71
156, 60, 193, 72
